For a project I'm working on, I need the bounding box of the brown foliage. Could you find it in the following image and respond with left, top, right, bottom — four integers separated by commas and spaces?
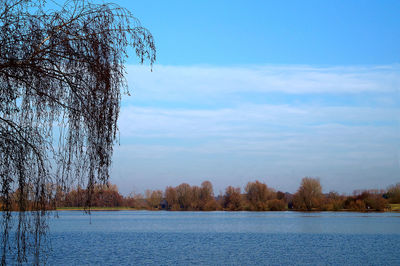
146, 190, 163, 210
202, 199, 219, 211
293, 177, 322, 211
128, 193, 147, 209
357, 190, 387, 211
387, 183, 400, 204
267, 199, 286, 211
245, 181, 275, 211
199, 181, 217, 210
348, 199, 366, 211
64, 186, 86, 207
52, 180, 393, 214
61, 183, 124, 208
321, 192, 345, 211
165, 186, 179, 210
164, 182, 218, 211
276, 191, 286, 200
176, 183, 193, 210
343, 190, 388, 211
223, 186, 243, 211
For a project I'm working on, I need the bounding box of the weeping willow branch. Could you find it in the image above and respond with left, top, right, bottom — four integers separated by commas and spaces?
0, 0, 155, 264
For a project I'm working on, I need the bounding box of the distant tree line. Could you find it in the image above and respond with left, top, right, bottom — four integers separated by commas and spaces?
3, 178, 400, 212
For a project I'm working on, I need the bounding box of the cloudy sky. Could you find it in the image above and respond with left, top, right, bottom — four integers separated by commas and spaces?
107, 0, 399, 195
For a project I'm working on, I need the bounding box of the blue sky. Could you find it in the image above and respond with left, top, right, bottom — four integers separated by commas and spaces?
120, 0, 400, 66
101, 0, 400, 195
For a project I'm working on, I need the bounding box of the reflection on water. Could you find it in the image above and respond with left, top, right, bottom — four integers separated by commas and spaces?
8, 211, 400, 264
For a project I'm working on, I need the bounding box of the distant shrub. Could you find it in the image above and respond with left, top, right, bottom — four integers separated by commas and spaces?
364, 194, 387, 211
387, 183, 400, 204
348, 199, 366, 211
346, 190, 388, 211
267, 199, 286, 211
322, 192, 344, 211
203, 199, 218, 211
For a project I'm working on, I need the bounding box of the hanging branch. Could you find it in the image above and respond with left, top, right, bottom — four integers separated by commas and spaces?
0, 0, 155, 264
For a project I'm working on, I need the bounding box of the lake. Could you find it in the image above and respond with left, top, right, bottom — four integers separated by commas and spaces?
9, 211, 400, 264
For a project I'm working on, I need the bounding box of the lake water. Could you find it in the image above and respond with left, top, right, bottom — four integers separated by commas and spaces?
8, 211, 400, 264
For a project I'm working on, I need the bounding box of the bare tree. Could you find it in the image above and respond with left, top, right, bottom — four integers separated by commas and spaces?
145, 189, 163, 210
199, 180, 217, 210
223, 186, 242, 211
387, 183, 400, 204
176, 183, 192, 210
165, 186, 179, 210
293, 177, 322, 211
0, 0, 155, 264
245, 180, 275, 211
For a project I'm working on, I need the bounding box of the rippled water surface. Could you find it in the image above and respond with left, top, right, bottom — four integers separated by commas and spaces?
17, 211, 400, 264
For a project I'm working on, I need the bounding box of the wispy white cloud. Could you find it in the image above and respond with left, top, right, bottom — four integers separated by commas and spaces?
125, 65, 400, 102
119, 104, 398, 139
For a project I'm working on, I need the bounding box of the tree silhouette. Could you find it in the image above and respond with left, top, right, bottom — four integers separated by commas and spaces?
0, 0, 155, 264
223, 186, 242, 211
293, 177, 322, 211
245, 180, 275, 211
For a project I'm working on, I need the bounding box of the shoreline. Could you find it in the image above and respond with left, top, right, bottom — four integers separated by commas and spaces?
55, 205, 400, 212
